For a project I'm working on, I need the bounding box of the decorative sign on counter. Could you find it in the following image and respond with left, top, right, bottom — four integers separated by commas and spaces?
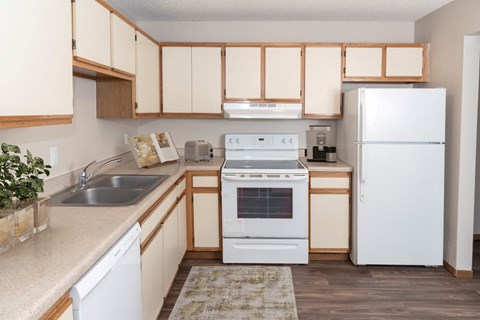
128, 132, 179, 168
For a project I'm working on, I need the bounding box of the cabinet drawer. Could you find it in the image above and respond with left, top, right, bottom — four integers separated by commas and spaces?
311, 177, 349, 189
192, 176, 218, 188
176, 177, 186, 196
141, 191, 176, 242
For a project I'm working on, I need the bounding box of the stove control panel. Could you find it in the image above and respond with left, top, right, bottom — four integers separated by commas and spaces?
225, 134, 298, 150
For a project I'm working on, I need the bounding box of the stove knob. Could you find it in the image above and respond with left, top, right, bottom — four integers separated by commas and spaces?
289, 138, 294, 144
282, 138, 286, 144
228, 138, 233, 144
235, 138, 240, 143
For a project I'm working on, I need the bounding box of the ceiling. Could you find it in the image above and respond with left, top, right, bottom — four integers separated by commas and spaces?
107, 0, 453, 22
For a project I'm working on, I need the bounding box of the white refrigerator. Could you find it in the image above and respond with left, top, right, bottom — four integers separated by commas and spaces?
337, 88, 446, 266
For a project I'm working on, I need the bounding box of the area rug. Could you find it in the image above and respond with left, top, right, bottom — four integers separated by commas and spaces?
169, 266, 298, 320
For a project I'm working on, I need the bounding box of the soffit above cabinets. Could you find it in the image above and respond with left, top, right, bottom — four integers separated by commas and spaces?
105, 0, 453, 22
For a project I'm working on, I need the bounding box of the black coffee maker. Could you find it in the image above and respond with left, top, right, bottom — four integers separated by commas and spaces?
306, 125, 336, 162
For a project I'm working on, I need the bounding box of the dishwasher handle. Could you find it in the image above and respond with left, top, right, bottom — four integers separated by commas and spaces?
70, 223, 141, 301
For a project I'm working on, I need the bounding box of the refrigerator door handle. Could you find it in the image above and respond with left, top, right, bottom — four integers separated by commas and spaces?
359, 143, 365, 202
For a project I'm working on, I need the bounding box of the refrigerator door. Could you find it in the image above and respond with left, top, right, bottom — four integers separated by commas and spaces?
360, 88, 446, 143
354, 143, 444, 266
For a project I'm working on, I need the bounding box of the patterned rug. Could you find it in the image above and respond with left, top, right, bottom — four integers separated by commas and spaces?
169, 266, 298, 320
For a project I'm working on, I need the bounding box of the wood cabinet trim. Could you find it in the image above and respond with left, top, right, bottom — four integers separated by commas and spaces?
39, 292, 72, 320
73, 58, 134, 81
0, 115, 73, 129
310, 248, 350, 253
310, 172, 351, 178
310, 188, 350, 194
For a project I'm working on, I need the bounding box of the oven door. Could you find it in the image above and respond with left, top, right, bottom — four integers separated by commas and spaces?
221, 174, 308, 238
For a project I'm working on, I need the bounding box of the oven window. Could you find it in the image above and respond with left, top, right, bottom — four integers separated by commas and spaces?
237, 188, 293, 219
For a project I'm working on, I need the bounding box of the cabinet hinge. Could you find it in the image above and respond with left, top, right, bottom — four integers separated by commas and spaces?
343, 67, 346, 74
135, 34, 137, 41
300, 90, 302, 96
135, 102, 138, 110
72, 39, 76, 50
224, 89, 226, 96
71, 0, 75, 3
343, 50, 346, 57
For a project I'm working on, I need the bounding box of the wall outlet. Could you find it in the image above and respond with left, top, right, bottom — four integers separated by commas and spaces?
50, 147, 58, 167
124, 133, 129, 145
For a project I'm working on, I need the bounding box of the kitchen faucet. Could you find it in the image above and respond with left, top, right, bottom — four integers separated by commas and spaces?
75, 158, 122, 190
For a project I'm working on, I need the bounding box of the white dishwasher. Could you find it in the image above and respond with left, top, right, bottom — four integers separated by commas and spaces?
70, 223, 142, 320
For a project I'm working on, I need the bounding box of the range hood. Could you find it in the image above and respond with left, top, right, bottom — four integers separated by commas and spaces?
223, 103, 302, 119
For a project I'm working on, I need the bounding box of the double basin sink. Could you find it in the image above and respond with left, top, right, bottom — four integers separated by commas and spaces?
52, 175, 169, 206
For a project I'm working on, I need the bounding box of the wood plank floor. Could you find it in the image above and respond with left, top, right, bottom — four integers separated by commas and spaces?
159, 241, 480, 319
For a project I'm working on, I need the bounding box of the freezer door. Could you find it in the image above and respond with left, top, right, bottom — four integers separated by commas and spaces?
361, 88, 446, 143
354, 143, 444, 266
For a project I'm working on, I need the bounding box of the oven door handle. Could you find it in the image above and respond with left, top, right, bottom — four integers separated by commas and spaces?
222, 176, 309, 182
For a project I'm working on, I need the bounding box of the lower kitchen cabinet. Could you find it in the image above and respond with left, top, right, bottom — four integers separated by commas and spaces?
187, 171, 221, 251
162, 207, 179, 298
139, 175, 186, 320
141, 226, 165, 320
309, 172, 351, 253
193, 193, 220, 248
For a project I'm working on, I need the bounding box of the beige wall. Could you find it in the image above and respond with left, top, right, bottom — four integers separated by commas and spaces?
415, 0, 480, 271
139, 21, 414, 43
0, 77, 138, 182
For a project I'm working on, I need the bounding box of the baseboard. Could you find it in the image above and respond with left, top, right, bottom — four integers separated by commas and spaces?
309, 253, 349, 261
443, 260, 473, 278
474, 234, 480, 241
185, 251, 222, 259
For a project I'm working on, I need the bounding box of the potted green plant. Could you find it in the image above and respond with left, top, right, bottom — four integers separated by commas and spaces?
0, 143, 51, 249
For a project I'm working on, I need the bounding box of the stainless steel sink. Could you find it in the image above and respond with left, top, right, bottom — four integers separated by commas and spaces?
51, 174, 170, 207
92, 175, 168, 189
61, 188, 146, 206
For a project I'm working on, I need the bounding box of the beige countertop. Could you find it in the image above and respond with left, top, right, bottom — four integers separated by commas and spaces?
0, 157, 223, 320
0, 155, 351, 320
299, 157, 353, 172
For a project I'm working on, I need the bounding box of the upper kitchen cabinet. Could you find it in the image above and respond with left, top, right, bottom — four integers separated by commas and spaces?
135, 32, 160, 116
72, 0, 111, 68
343, 43, 429, 82
0, 0, 73, 129
110, 14, 136, 75
304, 45, 342, 119
162, 45, 222, 117
225, 46, 262, 101
224, 45, 302, 103
264, 46, 302, 101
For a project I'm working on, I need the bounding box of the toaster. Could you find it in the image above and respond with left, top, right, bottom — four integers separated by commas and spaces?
184, 140, 213, 161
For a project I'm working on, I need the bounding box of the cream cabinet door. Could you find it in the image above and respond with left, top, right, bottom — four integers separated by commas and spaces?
163, 209, 179, 298
386, 47, 424, 77
162, 47, 192, 113
177, 195, 187, 264
304, 46, 342, 116
73, 0, 110, 67
193, 193, 220, 248
265, 47, 302, 99
0, 0, 73, 117
136, 32, 160, 114
310, 194, 349, 249
344, 47, 383, 78
111, 14, 136, 75
225, 47, 262, 99
192, 47, 222, 114
141, 228, 164, 320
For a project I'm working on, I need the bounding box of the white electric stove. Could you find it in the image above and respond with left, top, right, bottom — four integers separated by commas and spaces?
221, 134, 309, 264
